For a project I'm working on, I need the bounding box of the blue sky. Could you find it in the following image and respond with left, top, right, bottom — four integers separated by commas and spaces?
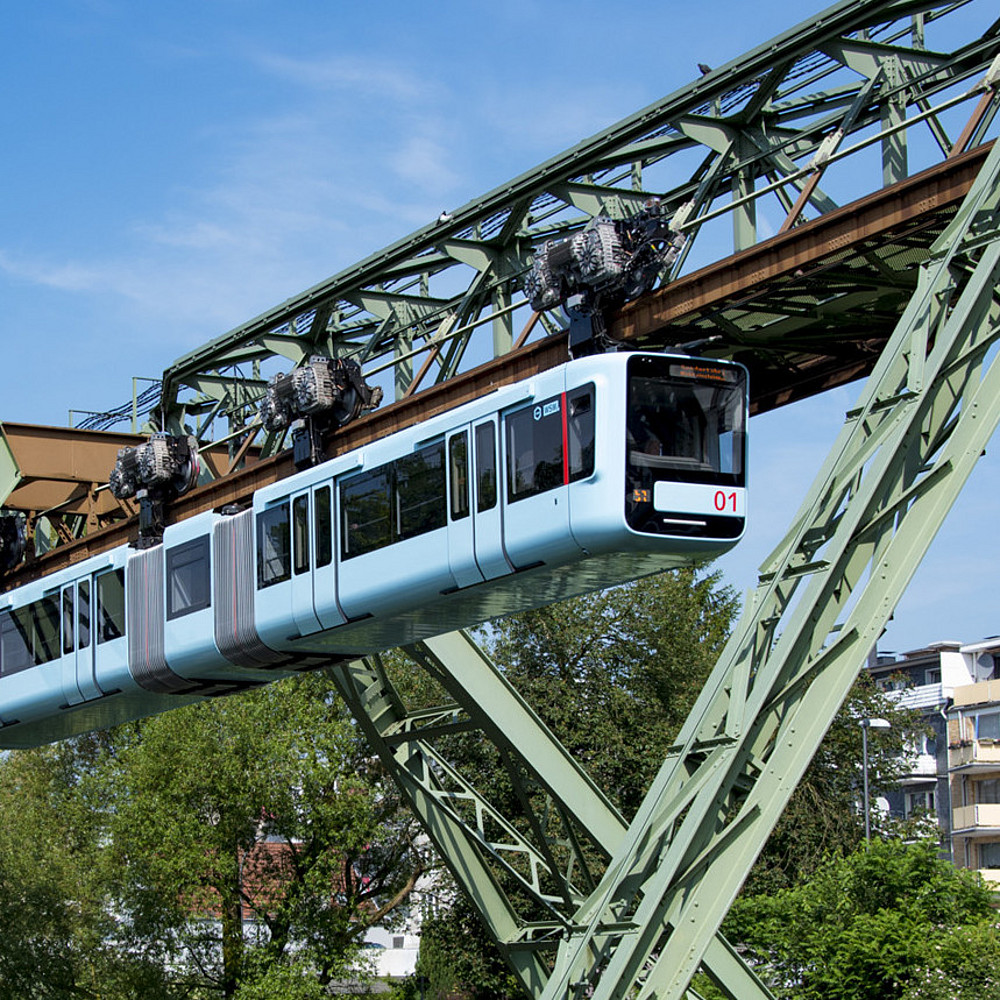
1, 0, 997, 655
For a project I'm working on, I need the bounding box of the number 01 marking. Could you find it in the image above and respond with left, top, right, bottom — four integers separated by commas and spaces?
714, 490, 738, 512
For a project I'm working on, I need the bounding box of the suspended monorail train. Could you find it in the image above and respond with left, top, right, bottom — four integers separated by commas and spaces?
0, 351, 747, 747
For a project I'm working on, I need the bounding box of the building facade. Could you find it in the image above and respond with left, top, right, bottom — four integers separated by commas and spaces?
865, 636, 1000, 877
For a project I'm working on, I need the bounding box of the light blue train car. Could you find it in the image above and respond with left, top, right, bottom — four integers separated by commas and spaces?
0, 352, 747, 747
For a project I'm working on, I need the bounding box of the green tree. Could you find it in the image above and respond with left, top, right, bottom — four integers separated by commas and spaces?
0, 669, 427, 999
97, 670, 427, 997
724, 838, 998, 1000
489, 566, 738, 817
0, 742, 172, 999
744, 670, 923, 895
413, 568, 924, 997
411, 568, 740, 999
413, 893, 520, 1000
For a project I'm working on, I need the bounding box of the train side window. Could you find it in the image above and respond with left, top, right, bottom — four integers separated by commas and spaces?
396, 443, 446, 541
32, 596, 61, 664
475, 423, 497, 512
293, 495, 310, 575
341, 467, 391, 559
77, 580, 91, 649
62, 589, 74, 655
1, 599, 60, 669
567, 387, 595, 482
257, 503, 291, 588
97, 569, 126, 643
506, 394, 564, 502
166, 536, 211, 619
0, 609, 32, 675
315, 486, 333, 568
449, 433, 470, 521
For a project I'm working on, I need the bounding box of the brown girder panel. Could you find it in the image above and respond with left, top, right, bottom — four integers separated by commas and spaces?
1, 423, 260, 519
1, 142, 989, 591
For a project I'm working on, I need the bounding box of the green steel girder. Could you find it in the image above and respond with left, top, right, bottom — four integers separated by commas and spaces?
131, 0, 997, 456
328, 633, 775, 1000
536, 113, 1000, 1000
320, 115, 1000, 1000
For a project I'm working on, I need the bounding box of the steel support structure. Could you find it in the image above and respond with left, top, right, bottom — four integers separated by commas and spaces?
330, 130, 1000, 999
80, 0, 997, 454
329, 634, 774, 1000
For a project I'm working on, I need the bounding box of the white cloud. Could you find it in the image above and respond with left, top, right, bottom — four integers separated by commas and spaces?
391, 132, 461, 196
250, 50, 439, 104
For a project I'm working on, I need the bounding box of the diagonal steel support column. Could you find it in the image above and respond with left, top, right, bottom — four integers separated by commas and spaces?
329, 632, 775, 1000
540, 127, 1000, 1000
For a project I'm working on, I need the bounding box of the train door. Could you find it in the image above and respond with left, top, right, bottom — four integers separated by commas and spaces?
311, 482, 347, 629
500, 391, 577, 569
290, 489, 323, 636
60, 579, 101, 705
446, 429, 485, 588
59, 584, 83, 706
471, 418, 514, 580
74, 578, 101, 700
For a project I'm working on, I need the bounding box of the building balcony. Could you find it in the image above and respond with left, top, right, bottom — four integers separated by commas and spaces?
976, 868, 1000, 887
893, 682, 946, 711
949, 741, 1000, 772
954, 679, 1000, 708
952, 803, 1000, 833
901, 753, 939, 779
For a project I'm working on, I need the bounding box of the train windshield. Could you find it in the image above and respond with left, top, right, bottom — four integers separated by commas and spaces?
626, 355, 746, 533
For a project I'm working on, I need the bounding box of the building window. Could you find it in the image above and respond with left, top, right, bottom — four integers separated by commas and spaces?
904, 790, 935, 817
976, 712, 1000, 741
979, 841, 1000, 868
977, 778, 1000, 804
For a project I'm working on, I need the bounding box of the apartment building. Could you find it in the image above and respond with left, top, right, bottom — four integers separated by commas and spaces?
865, 636, 1000, 878
946, 638, 1000, 883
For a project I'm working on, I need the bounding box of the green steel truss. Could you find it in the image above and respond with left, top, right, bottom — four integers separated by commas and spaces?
331, 130, 1000, 999
126, 0, 998, 454
329, 635, 775, 1000
58, 2, 1000, 996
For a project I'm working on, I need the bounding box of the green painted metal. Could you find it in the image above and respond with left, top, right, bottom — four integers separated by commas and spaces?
536, 116, 1000, 1000
329, 633, 775, 1000
0, 423, 21, 506
90, 0, 995, 459
326, 117, 1000, 1000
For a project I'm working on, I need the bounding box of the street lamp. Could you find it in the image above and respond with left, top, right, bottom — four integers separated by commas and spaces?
861, 717, 892, 843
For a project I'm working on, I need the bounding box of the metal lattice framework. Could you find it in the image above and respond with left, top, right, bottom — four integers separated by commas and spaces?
135, 0, 998, 460
19, 2, 1000, 998
334, 124, 1000, 1000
